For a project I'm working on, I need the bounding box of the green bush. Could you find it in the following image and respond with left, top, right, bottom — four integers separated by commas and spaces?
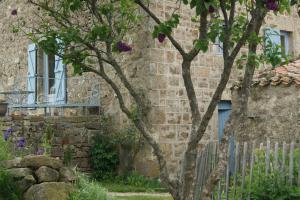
0, 135, 21, 200
0, 169, 22, 200
68, 173, 114, 200
0, 133, 12, 162
90, 115, 143, 180
90, 133, 119, 180
226, 148, 300, 200
250, 172, 300, 200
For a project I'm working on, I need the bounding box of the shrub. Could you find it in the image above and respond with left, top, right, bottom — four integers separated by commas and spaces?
226, 148, 300, 200
0, 134, 21, 200
68, 173, 114, 200
0, 169, 22, 200
0, 134, 11, 162
250, 172, 300, 200
90, 133, 119, 180
90, 115, 143, 180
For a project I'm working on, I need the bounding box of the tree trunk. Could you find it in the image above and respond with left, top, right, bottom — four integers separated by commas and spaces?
200, 10, 266, 198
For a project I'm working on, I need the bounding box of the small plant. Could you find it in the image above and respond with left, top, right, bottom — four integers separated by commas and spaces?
225, 148, 300, 200
63, 145, 74, 167
250, 172, 300, 200
0, 130, 12, 162
0, 169, 22, 200
38, 125, 54, 156
0, 128, 21, 200
90, 114, 145, 180
90, 133, 119, 180
68, 173, 114, 200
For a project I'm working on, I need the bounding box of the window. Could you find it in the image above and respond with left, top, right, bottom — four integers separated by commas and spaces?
27, 44, 66, 105
264, 28, 292, 57
280, 31, 291, 56
215, 36, 223, 55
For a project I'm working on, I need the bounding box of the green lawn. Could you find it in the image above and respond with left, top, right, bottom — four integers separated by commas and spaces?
100, 182, 168, 193
116, 196, 173, 200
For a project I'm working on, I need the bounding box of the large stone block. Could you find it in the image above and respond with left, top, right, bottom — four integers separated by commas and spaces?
17, 175, 37, 193
59, 167, 76, 182
35, 166, 59, 183
21, 155, 63, 169
7, 168, 33, 179
24, 182, 74, 200
1, 157, 22, 168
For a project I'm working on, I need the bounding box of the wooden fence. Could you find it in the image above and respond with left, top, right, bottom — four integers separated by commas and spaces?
194, 140, 300, 200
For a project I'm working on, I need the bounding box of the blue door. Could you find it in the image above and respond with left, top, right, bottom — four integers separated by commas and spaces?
218, 101, 235, 173
218, 101, 232, 142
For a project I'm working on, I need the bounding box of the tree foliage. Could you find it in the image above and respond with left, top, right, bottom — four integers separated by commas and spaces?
13, 0, 300, 199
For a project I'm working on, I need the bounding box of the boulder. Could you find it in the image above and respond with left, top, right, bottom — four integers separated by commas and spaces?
1, 157, 22, 168
7, 168, 32, 179
21, 155, 63, 169
17, 175, 36, 193
24, 182, 74, 200
59, 167, 76, 182
35, 166, 59, 183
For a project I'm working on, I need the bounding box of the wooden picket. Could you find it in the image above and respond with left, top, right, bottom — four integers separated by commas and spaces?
193, 140, 300, 200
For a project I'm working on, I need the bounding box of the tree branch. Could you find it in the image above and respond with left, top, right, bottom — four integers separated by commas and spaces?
134, 0, 186, 56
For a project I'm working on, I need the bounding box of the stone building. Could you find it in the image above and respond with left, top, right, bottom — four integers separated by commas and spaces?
231, 61, 300, 143
0, 0, 300, 175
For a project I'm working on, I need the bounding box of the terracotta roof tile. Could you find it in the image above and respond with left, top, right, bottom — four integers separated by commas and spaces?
232, 59, 300, 89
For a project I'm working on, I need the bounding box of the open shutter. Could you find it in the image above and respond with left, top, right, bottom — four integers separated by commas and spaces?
264, 27, 281, 51
27, 44, 37, 104
54, 54, 66, 104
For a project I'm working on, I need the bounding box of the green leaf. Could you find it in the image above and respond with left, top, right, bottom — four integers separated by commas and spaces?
194, 39, 209, 52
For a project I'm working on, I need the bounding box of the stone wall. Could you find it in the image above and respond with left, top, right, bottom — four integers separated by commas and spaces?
142, 2, 300, 176
1, 0, 300, 177
0, 115, 101, 172
0, 0, 101, 106
3, 155, 75, 200
232, 85, 300, 142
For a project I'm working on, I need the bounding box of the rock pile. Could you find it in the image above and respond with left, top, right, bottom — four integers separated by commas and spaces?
2, 155, 76, 200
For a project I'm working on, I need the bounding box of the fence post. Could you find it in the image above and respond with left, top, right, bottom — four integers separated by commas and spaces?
225, 141, 232, 200
289, 142, 294, 185
241, 142, 248, 199
274, 142, 279, 171
266, 140, 271, 174
248, 141, 256, 200
233, 142, 240, 200
282, 142, 287, 180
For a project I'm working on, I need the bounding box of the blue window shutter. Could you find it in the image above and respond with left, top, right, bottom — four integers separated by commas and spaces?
27, 44, 37, 104
54, 54, 66, 104
264, 27, 281, 50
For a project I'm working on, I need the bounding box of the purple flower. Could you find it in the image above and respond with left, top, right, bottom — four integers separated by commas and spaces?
11, 9, 18, 16
17, 137, 25, 148
265, 0, 279, 10
158, 33, 166, 43
116, 42, 132, 52
208, 5, 215, 13
3, 128, 13, 141
4, 132, 10, 141
36, 148, 45, 155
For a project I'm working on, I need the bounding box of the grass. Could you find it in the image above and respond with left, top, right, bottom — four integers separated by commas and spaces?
100, 181, 168, 193
115, 196, 173, 200
99, 173, 168, 193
